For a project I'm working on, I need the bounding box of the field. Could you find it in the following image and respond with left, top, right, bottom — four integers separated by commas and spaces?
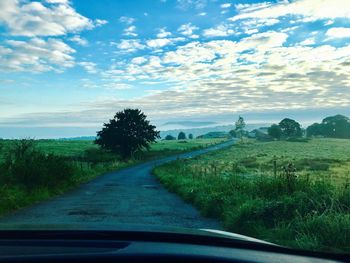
0, 138, 224, 160
153, 138, 350, 252
0, 138, 225, 216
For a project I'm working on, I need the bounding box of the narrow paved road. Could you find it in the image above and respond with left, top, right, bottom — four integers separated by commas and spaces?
0, 140, 235, 229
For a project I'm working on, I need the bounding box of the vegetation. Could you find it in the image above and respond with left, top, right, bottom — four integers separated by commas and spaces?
95, 109, 160, 158
153, 138, 350, 252
307, 114, 350, 139
188, 133, 193, 139
178, 131, 186, 140
0, 137, 225, 216
279, 118, 302, 138
164, 134, 176, 140
233, 116, 246, 140
267, 124, 282, 140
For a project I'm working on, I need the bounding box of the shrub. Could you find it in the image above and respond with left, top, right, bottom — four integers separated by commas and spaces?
178, 132, 186, 140
1, 139, 74, 190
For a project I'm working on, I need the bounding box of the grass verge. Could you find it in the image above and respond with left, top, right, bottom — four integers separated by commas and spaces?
153, 139, 350, 253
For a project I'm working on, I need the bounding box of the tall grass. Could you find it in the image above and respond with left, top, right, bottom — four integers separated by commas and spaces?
153, 141, 350, 253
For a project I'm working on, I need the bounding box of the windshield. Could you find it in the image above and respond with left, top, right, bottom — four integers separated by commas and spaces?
0, 0, 349, 254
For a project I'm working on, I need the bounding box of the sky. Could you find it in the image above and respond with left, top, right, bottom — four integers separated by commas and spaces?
1, 0, 350, 138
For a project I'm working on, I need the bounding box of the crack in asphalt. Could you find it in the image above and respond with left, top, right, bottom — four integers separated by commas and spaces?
0, 140, 235, 230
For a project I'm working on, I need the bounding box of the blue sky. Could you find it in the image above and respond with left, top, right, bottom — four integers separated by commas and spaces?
1, 0, 350, 138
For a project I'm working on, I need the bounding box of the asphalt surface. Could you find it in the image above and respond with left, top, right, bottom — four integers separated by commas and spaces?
0, 140, 235, 229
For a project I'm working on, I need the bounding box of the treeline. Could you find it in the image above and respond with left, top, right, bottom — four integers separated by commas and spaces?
267, 114, 350, 140
306, 114, 350, 138
164, 132, 193, 140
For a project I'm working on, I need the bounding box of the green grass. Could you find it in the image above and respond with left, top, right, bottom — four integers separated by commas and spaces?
0, 138, 225, 216
153, 138, 350, 253
0, 138, 225, 161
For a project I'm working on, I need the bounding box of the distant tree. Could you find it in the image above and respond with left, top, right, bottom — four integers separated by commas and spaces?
178, 131, 186, 140
229, 129, 236, 138
306, 123, 323, 137
306, 115, 350, 138
321, 114, 350, 138
165, 134, 176, 140
235, 116, 246, 140
188, 133, 193, 139
278, 118, 302, 138
268, 124, 282, 140
95, 109, 160, 159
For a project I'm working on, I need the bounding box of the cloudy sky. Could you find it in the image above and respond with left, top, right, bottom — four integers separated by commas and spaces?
1, 0, 350, 138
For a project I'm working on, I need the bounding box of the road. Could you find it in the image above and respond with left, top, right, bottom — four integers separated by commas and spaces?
0, 140, 235, 229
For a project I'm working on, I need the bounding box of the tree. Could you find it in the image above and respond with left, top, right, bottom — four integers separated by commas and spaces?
321, 114, 350, 138
178, 131, 186, 140
278, 118, 302, 138
188, 133, 193, 139
306, 123, 323, 137
95, 109, 160, 158
268, 124, 282, 140
165, 134, 176, 140
229, 129, 236, 138
235, 116, 246, 140
306, 115, 350, 138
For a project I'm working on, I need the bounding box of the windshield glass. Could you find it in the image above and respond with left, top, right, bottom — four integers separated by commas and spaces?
0, 0, 349, 254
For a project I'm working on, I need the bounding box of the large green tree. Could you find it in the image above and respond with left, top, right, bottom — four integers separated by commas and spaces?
95, 109, 160, 158
278, 118, 302, 138
268, 124, 282, 140
321, 114, 350, 138
306, 123, 323, 137
307, 114, 350, 138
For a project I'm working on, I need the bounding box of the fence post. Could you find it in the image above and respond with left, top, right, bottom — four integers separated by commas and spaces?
273, 155, 277, 177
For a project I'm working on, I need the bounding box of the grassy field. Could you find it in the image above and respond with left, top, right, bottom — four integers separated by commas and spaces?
0, 138, 225, 216
0, 138, 225, 160
153, 138, 350, 252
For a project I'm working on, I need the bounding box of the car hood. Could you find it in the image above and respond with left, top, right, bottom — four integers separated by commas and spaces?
0, 223, 276, 246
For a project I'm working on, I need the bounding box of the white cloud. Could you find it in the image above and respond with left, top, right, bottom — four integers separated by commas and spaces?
103, 83, 132, 90
78, 61, 98, 74
123, 25, 138, 36
299, 38, 316, 46
131, 57, 147, 65
147, 38, 172, 48
94, 19, 108, 27
46, 0, 69, 3
115, 39, 145, 52
119, 16, 135, 25
326, 27, 350, 40
178, 23, 199, 37
146, 37, 185, 48
203, 24, 234, 37
220, 3, 231, 9
176, 0, 207, 10
198, 12, 207, 16
0, 0, 97, 37
0, 38, 75, 72
241, 18, 280, 27
157, 28, 172, 38
69, 35, 88, 46
230, 0, 350, 22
